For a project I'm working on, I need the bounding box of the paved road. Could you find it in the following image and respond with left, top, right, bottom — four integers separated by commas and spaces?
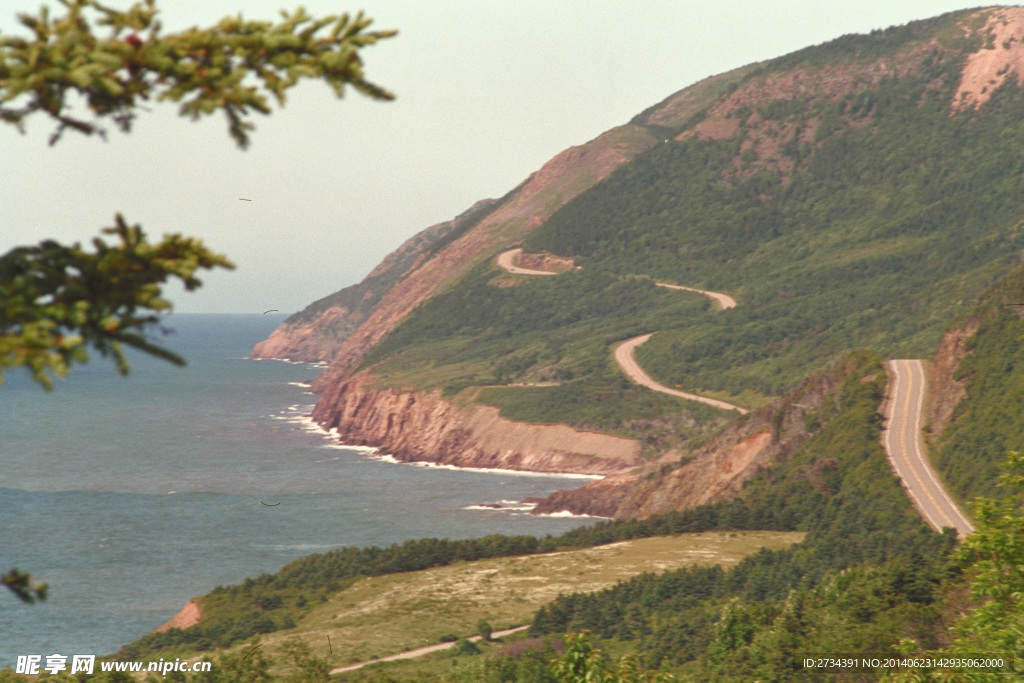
655, 282, 737, 310
496, 249, 745, 413
496, 248, 559, 276
883, 360, 974, 537
614, 334, 748, 414
330, 625, 529, 674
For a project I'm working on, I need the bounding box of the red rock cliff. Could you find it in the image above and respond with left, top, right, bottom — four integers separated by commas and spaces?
312, 375, 643, 476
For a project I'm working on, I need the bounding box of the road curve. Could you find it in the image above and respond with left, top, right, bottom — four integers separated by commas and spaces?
330, 625, 529, 674
655, 282, 737, 310
496, 248, 559, 276
883, 360, 973, 537
496, 249, 745, 413
615, 334, 748, 414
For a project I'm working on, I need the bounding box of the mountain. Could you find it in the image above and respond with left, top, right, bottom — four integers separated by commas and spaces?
250, 198, 499, 363
255, 6, 1024, 512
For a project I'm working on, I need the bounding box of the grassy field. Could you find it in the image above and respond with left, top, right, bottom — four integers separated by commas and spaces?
239, 531, 804, 673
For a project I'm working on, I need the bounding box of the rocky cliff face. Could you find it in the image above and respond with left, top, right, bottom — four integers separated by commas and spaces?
311, 374, 642, 476
923, 322, 981, 440
532, 355, 856, 518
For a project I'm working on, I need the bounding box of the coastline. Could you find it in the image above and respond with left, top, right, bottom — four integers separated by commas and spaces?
312, 377, 643, 477
275, 404, 607, 480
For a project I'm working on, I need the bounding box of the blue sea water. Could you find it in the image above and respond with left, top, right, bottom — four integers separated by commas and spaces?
0, 314, 597, 665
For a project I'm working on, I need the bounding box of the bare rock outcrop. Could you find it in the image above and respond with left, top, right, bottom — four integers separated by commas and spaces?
924, 321, 982, 438
954, 7, 1024, 112
154, 600, 201, 633
531, 355, 860, 519
312, 375, 643, 476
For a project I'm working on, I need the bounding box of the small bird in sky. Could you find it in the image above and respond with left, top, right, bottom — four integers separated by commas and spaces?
263, 309, 279, 314
239, 198, 252, 202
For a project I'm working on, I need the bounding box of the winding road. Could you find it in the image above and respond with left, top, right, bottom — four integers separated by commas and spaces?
655, 282, 737, 310
882, 360, 974, 537
495, 249, 973, 535
496, 248, 559, 276
497, 248, 746, 413
614, 334, 748, 414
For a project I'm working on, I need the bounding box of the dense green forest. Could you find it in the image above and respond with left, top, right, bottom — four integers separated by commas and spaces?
931, 267, 1024, 502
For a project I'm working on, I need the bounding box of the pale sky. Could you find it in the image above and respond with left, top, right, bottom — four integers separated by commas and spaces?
2, 1, 1000, 313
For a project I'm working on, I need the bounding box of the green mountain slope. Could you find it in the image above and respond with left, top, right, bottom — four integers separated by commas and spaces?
352, 7, 1024, 443
930, 266, 1024, 502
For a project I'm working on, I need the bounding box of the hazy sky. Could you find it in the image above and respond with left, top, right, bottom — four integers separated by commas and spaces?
2, 1, 1000, 313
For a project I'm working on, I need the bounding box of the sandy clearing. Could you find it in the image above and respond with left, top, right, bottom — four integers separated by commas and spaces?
154, 600, 201, 632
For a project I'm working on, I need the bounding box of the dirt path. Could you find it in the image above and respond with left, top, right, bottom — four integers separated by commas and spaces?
329, 625, 529, 674
882, 360, 974, 537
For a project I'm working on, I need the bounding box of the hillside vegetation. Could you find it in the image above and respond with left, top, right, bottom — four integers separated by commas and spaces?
924, 267, 1024, 504
109, 347, 966, 681
349, 7, 1024, 441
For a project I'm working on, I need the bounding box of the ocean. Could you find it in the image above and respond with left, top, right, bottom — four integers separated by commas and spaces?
0, 314, 599, 665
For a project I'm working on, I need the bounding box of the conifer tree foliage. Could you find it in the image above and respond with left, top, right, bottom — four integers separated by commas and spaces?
0, 0, 395, 147
0, 0, 393, 603
0, 0, 394, 390
0, 215, 233, 389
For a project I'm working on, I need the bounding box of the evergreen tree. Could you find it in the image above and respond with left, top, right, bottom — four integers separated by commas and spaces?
0, 0, 393, 604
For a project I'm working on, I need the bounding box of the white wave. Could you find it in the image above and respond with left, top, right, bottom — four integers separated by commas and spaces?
535, 510, 611, 519
363, 452, 602, 480
462, 501, 539, 513
250, 357, 327, 368
495, 499, 539, 511
335, 444, 381, 454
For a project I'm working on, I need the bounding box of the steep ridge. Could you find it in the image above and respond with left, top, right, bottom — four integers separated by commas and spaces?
251, 63, 757, 365
257, 8, 1024, 520
308, 123, 661, 393
251, 198, 498, 363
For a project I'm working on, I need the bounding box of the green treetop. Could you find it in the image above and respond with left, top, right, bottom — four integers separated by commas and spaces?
0, 0, 395, 147
0, 0, 395, 390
